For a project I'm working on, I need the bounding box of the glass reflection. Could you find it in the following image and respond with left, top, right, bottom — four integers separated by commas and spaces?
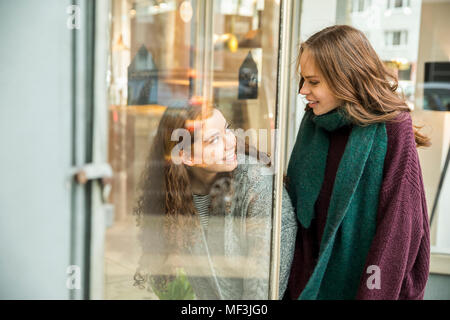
106, 0, 288, 300
132, 101, 296, 299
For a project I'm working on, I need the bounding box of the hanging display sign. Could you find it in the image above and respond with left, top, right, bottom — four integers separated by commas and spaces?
238, 51, 258, 100
127, 45, 158, 105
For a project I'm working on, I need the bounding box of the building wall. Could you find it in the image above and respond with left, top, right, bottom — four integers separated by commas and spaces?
0, 0, 73, 299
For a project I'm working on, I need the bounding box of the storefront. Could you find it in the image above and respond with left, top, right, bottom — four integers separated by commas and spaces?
103, 0, 292, 300
95, 0, 450, 300
1, 0, 449, 300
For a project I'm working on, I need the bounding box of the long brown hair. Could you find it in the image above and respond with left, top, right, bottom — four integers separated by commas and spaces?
298, 25, 430, 148
135, 100, 272, 249
134, 101, 213, 249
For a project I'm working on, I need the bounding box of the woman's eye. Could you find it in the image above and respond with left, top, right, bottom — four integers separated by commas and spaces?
309, 81, 319, 86
209, 136, 219, 144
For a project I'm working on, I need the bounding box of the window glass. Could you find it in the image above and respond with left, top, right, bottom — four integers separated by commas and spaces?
106, 0, 282, 299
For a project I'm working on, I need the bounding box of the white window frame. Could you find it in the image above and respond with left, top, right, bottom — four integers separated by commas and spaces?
386, 0, 411, 10
352, 0, 372, 13
384, 30, 408, 48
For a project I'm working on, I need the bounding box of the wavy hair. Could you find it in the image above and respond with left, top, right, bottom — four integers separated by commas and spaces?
298, 25, 430, 148
134, 102, 213, 250
134, 99, 273, 252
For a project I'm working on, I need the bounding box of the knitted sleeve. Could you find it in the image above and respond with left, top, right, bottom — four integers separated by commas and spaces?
240, 167, 272, 299
241, 165, 297, 299
356, 113, 430, 300
279, 184, 298, 298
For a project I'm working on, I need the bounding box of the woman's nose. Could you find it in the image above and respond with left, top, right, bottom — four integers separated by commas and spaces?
299, 83, 310, 95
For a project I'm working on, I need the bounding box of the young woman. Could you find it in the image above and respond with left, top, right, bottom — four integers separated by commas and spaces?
285, 25, 431, 300
133, 101, 297, 300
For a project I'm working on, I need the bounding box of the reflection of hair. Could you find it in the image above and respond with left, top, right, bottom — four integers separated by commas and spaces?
134, 102, 212, 249
134, 101, 272, 250
298, 25, 430, 148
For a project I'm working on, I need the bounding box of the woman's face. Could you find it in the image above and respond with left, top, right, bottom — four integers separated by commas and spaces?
184, 109, 237, 173
299, 48, 342, 116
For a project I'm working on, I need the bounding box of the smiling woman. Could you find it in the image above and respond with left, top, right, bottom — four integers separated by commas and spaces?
286, 25, 431, 300
133, 100, 297, 300
179, 108, 238, 194
103, 0, 288, 301
298, 48, 343, 116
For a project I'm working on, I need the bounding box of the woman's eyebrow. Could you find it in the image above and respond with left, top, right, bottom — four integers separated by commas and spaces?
301, 74, 319, 79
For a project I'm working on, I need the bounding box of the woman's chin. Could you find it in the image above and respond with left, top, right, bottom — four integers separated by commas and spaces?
312, 105, 339, 116
312, 108, 324, 116
221, 158, 238, 172
199, 158, 238, 173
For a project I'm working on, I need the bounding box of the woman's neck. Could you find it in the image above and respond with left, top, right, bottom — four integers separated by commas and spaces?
188, 168, 217, 195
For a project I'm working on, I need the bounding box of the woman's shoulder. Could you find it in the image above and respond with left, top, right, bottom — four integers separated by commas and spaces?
382, 111, 423, 190
384, 111, 416, 154
234, 153, 274, 184
231, 154, 275, 202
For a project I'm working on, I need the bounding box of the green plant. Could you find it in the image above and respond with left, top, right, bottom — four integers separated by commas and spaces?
150, 268, 195, 300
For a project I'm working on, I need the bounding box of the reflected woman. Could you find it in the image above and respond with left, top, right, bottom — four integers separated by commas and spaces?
133, 100, 297, 300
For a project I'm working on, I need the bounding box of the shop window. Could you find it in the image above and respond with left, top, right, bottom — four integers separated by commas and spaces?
105, 0, 284, 300
352, 0, 371, 12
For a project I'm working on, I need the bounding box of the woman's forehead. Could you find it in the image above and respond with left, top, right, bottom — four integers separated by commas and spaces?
194, 109, 224, 131
299, 49, 318, 77
204, 109, 224, 128
185, 108, 222, 129
188, 109, 225, 141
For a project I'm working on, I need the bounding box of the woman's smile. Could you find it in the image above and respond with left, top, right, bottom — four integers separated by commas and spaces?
308, 100, 319, 108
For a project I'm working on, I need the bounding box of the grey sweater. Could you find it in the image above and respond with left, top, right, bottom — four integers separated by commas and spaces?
135, 154, 297, 299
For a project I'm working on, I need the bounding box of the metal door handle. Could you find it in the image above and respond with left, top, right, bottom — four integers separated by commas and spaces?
73, 163, 115, 228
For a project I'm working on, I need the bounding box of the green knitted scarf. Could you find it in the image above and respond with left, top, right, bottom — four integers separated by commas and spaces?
287, 108, 387, 299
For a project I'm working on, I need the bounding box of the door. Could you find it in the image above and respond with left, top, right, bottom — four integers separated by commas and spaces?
0, 0, 95, 299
